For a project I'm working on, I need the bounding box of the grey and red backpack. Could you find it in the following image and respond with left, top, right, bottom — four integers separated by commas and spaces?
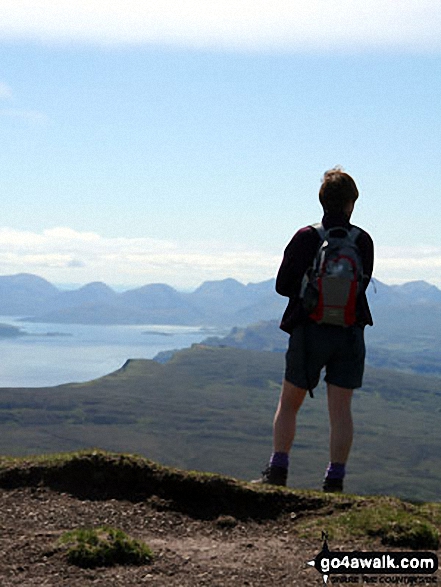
300, 223, 364, 327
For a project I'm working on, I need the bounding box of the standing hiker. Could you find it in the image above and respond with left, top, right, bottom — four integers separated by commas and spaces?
256, 167, 374, 492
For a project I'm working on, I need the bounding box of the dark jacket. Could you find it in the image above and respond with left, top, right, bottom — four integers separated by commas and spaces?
276, 212, 374, 334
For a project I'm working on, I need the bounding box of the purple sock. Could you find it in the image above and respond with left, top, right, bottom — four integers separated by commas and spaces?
325, 462, 346, 480
270, 452, 289, 470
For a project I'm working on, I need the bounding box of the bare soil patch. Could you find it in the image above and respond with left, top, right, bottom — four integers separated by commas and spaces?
0, 453, 439, 586
0, 486, 332, 586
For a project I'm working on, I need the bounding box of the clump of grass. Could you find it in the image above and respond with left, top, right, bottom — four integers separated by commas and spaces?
367, 515, 439, 550
347, 503, 439, 550
296, 499, 440, 550
59, 527, 154, 568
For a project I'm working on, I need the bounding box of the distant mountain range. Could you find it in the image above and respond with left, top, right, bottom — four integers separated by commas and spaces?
0, 273, 283, 325
0, 273, 440, 330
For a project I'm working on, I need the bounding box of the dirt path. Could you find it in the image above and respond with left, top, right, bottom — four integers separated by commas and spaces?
0, 486, 353, 586
0, 452, 439, 587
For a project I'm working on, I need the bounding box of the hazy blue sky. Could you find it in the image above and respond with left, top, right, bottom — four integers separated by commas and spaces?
1, 1, 440, 289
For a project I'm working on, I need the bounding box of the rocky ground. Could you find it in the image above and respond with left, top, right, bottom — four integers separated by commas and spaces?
0, 486, 332, 586
1, 486, 439, 587
0, 453, 439, 586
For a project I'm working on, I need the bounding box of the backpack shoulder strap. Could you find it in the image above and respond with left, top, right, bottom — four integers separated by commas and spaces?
348, 226, 361, 244
310, 222, 326, 242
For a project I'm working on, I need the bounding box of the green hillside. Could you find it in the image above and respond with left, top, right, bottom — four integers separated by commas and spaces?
202, 319, 441, 377
0, 345, 439, 502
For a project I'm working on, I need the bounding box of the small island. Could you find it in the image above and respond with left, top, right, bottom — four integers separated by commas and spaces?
0, 323, 72, 339
0, 324, 27, 338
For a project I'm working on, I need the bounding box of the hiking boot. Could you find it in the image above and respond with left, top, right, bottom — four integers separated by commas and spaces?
251, 465, 287, 487
323, 477, 343, 493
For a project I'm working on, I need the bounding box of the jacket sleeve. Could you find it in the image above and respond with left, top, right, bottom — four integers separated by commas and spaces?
357, 231, 374, 292
275, 227, 319, 298
354, 229, 375, 326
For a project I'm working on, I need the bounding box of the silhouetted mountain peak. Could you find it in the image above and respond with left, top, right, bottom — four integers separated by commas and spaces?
193, 278, 245, 296
80, 282, 115, 293
0, 273, 59, 292
391, 280, 441, 303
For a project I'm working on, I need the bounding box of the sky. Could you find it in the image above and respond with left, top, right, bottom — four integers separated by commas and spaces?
0, 1, 441, 290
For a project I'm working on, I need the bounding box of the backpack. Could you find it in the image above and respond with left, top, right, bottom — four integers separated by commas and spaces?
300, 223, 363, 327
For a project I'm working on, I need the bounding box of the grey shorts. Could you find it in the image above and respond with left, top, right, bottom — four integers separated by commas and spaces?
285, 322, 366, 391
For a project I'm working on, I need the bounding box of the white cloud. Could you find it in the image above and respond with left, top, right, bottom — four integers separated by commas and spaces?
0, 226, 439, 289
0, 1, 440, 52
0, 226, 280, 288
375, 245, 441, 287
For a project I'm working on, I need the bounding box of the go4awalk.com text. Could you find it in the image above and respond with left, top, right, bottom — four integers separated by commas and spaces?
307, 533, 438, 585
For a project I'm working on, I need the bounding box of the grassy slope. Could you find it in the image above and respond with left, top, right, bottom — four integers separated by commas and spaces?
0, 346, 440, 501
203, 318, 441, 376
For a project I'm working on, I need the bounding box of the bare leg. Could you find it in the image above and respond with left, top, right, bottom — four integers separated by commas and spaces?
327, 383, 354, 464
273, 379, 307, 453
